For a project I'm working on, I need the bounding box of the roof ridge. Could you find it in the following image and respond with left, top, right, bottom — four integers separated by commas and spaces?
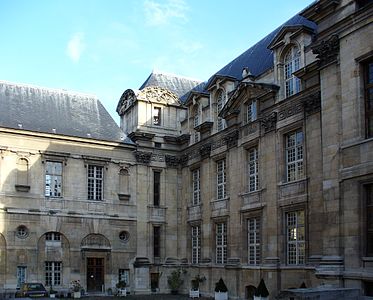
151, 70, 203, 83
0, 80, 97, 99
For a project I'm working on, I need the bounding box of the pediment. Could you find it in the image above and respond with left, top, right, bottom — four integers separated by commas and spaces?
268, 25, 315, 50
137, 86, 180, 105
116, 89, 138, 116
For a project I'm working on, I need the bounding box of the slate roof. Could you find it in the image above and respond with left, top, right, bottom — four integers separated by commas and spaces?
139, 71, 202, 102
0, 81, 133, 144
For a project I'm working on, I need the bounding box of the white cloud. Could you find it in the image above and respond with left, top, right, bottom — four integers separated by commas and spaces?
66, 32, 85, 63
144, 0, 189, 26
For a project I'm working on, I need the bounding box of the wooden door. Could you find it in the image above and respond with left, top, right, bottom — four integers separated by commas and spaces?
86, 257, 104, 292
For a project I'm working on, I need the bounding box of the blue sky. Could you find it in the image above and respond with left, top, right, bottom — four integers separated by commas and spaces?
0, 0, 314, 123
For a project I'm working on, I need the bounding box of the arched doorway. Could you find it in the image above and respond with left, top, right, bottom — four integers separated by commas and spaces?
245, 285, 256, 300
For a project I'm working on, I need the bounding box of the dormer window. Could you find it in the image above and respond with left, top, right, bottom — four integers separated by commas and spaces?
193, 106, 200, 143
217, 89, 226, 131
247, 100, 257, 123
153, 107, 161, 125
284, 46, 301, 97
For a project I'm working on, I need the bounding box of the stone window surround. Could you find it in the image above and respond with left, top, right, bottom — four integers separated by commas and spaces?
191, 167, 201, 206
241, 208, 263, 266
191, 223, 201, 265
214, 220, 228, 265
45, 160, 63, 198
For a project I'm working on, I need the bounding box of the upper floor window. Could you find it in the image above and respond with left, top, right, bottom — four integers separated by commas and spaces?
153, 170, 161, 206
286, 210, 305, 265
285, 130, 304, 182
366, 184, 373, 256
247, 100, 257, 123
192, 168, 201, 205
88, 165, 103, 201
153, 107, 161, 125
364, 60, 373, 138
284, 46, 301, 97
153, 226, 161, 258
45, 161, 62, 198
194, 109, 200, 143
248, 147, 259, 192
17, 158, 29, 186
217, 90, 226, 131
217, 159, 227, 200
46, 232, 61, 242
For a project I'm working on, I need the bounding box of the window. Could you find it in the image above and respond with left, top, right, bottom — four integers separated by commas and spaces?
119, 269, 129, 285
217, 159, 226, 200
191, 225, 201, 264
45, 161, 62, 197
17, 158, 29, 186
153, 171, 161, 206
248, 217, 260, 265
284, 46, 301, 97
119, 231, 130, 243
119, 168, 130, 197
217, 90, 226, 131
153, 107, 161, 125
88, 165, 103, 200
247, 100, 257, 123
364, 60, 373, 138
46, 232, 61, 242
286, 210, 305, 265
194, 108, 200, 143
45, 261, 61, 286
17, 266, 27, 287
285, 130, 304, 182
16, 225, 29, 239
192, 168, 201, 205
366, 184, 373, 256
216, 222, 227, 264
248, 147, 259, 192
153, 226, 161, 258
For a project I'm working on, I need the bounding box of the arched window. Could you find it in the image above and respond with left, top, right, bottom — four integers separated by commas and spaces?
119, 168, 130, 198
284, 46, 301, 97
216, 89, 226, 131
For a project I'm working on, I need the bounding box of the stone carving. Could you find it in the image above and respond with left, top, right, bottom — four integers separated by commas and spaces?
81, 234, 111, 249
179, 153, 189, 166
199, 143, 212, 159
278, 103, 303, 121
261, 112, 277, 133
117, 89, 136, 116
303, 91, 321, 116
312, 34, 339, 67
223, 130, 239, 148
165, 155, 179, 167
138, 86, 179, 104
134, 151, 152, 164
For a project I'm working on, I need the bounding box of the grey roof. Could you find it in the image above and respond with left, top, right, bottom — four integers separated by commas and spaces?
0, 81, 133, 144
139, 71, 202, 102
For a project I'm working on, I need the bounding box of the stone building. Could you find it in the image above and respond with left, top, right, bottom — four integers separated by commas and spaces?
0, 0, 372, 299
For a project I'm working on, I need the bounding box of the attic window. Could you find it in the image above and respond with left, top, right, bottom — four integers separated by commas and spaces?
153, 107, 161, 126
284, 46, 301, 97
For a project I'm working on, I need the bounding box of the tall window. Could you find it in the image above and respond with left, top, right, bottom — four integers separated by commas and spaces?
285, 130, 304, 182
45, 261, 61, 286
45, 161, 62, 197
17, 158, 29, 186
191, 225, 201, 264
153, 171, 161, 206
364, 60, 373, 138
286, 210, 305, 265
217, 90, 226, 131
153, 226, 161, 258
17, 266, 27, 287
248, 217, 260, 265
247, 100, 257, 123
119, 269, 130, 285
366, 184, 373, 256
216, 222, 227, 264
217, 159, 226, 200
88, 165, 103, 200
194, 107, 200, 143
153, 107, 161, 125
284, 46, 301, 97
192, 168, 201, 205
248, 147, 259, 192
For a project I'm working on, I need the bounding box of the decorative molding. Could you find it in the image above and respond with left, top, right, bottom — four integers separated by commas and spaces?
118, 193, 130, 201
278, 103, 303, 121
312, 34, 340, 68
129, 131, 155, 142
81, 234, 111, 250
199, 143, 212, 159
303, 91, 321, 116
194, 121, 214, 134
165, 155, 180, 167
223, 130, 239, 148
261, 112, 277, 133
179, 153, 189, 166
134, 151, 152, 164
137, 86, 179, 105
116, 89, 136, 116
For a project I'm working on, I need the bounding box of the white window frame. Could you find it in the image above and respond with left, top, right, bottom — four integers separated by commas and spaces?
45, 261, 62, 286
217, 90, 226, 131
45, 161, 62, 198
216, 222, 227, 264
247, 100, 257, 123
191, 225, 201, 264
217, 159, 226, 200
248, 217, 260, 265
285, 130, 304, 182
17, 266, 27, 287
284, 46, 301, 97
248, 147, 259, 192
88, 165, 103, 200
192, 168, 201, 205
286, 210, 305, 265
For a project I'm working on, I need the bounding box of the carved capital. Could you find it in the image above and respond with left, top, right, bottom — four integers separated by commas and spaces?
199, 143, 212, 159
303, 91, 321, 116
165, 155, 180, 167
261, 112, 277, 133
312, 34, 339, 67
223, 130, 239, 148
134, 151, 152, 164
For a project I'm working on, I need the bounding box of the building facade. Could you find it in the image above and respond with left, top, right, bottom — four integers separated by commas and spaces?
0, 0, 372, 299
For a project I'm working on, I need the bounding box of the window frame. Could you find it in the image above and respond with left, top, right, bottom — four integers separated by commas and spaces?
45, 261, 62, 286
191, 224, 201, 264
286, 210, 305, 265
153, 107, 161, 126
247, 100, 257, 123
153, 226, 161, 258
215, 222, 227, 264
284, 46, 301, 98
153, 170, 161, 206
192, 168, 201, 206
248, 147, 259, 192
87, 165, 103, 201
17, 266, 27, 288
364, 59, 373, 138
216, 89, 226, 132
45, 161, 63, 198
119, 269, 130, 286
285, 129, 304, 182
247, 217, 261, 265
216, 159, 227, 200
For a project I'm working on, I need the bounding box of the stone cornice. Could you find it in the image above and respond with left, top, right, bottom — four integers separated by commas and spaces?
194, 121, 214, 134
312, 34, 340, 68
134, 151, 152, 164
199, 143, 212, 159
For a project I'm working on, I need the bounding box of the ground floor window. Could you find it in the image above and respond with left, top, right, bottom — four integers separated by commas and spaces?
119, 269, 129, 286
45, 261, 61, 286
17, 266, 27, 287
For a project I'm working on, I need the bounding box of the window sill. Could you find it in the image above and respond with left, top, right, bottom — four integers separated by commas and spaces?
278, 177, 308, 187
